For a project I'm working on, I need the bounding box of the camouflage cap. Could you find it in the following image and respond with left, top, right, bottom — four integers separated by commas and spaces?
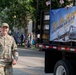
2, 23, 9, 28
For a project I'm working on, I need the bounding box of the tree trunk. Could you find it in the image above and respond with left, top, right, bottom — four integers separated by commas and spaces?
24, 15, 28, 39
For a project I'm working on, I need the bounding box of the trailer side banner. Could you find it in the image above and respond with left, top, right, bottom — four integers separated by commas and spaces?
50, 6, 76, 41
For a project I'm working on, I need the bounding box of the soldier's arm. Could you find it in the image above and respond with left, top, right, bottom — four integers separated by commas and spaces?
12, 37, 18, 61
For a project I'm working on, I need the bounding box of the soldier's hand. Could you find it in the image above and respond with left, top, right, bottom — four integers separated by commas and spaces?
12, 59, 17, 65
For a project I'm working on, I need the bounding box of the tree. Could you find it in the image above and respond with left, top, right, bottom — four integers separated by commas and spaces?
0, 0, 73, 32
0, 0, 35, 33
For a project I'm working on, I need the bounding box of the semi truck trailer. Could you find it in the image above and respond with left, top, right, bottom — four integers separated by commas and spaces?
39, 6, 76, 75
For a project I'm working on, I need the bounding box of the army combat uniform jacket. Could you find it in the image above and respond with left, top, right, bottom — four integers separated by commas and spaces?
0, 34, 18, 75
0, 34, 18, 62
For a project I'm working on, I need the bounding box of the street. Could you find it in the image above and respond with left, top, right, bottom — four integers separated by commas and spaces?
13, 48, 53, 75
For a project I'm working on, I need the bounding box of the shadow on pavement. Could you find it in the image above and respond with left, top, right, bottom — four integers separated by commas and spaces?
18, 48, 45, 58
13, 67, 52, 75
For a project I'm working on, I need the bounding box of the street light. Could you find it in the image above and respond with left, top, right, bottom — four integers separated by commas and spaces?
13, 15, 16, 32
13, 15, 16, 26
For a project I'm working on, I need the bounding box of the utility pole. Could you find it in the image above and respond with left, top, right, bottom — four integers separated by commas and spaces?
37, 0, 39, 12
36, 0, 39, 33
50, 0, 51, 10
36, 0, 39, 43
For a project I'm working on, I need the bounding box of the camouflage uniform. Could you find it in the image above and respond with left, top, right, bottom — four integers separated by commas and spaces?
0, 34, 18, 75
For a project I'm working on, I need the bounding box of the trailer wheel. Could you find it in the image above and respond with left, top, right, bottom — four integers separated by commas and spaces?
54, 60, 75, 75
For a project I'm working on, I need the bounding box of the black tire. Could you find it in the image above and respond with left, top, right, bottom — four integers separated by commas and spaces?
54, 60, 75, 75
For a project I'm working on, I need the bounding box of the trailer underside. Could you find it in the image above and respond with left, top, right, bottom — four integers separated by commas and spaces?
45, 49, 76, 73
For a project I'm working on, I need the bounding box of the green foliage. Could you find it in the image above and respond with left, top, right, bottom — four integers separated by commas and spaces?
0, 0, 34, 30
51, 0, 72, 9
30, 0, 72, 21
0, 0, 73, 30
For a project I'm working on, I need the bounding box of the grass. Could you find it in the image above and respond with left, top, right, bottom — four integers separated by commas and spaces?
30, 45, 39, 50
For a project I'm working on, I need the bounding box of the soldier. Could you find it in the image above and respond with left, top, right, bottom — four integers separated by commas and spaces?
0, 23, 18, 75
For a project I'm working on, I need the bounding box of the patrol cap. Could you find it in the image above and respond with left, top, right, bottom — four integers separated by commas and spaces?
2, 23, 9, 28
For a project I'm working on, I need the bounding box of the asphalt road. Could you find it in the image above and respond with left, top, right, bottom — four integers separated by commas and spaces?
13, 48, 53, 75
